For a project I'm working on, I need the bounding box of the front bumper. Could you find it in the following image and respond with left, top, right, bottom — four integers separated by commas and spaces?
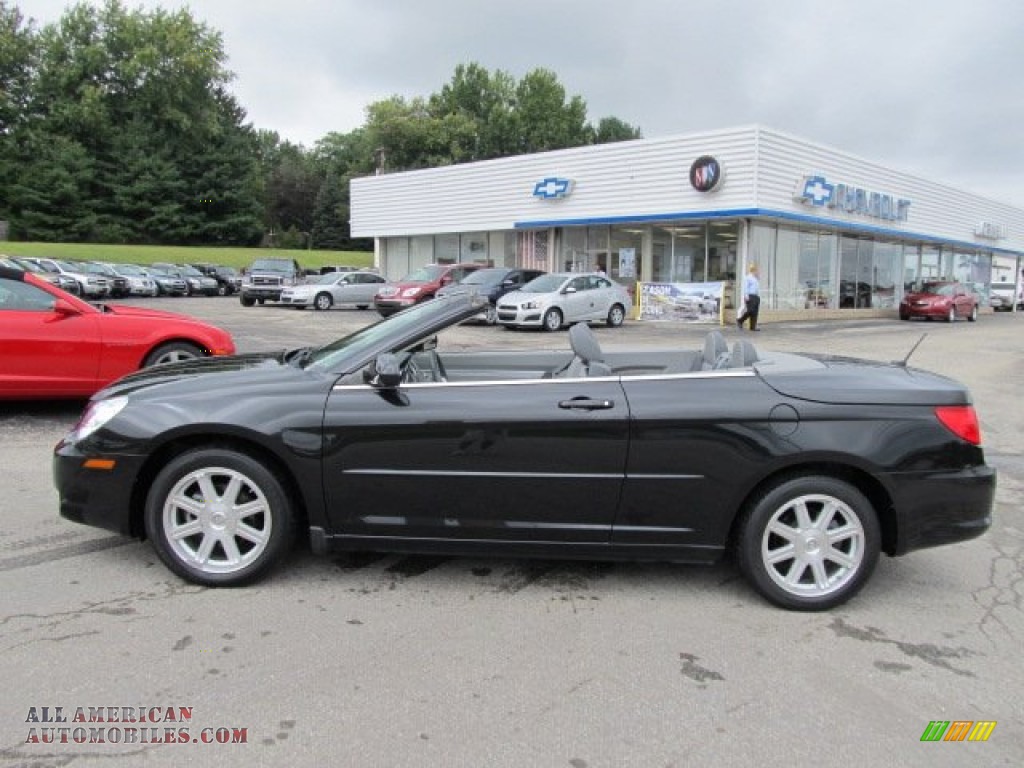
496, 306, 544, 327
280, 294, 312, 306
374, 298, 418, 315
54, 441, 146, 538
242, 287, 284, 300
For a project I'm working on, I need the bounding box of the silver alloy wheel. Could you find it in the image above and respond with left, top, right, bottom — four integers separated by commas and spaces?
969, 304, 978, 322
948, 306, 956, 323
543, 308, 563, 331
161, 466, 272, 575
760, 493, 866, 599
485, 304, 498, 325
315, 292, 333, 311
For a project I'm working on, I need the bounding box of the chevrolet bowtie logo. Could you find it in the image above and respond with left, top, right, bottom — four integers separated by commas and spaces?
533, 177, 573, 199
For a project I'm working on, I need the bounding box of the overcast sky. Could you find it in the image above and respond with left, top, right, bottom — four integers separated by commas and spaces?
23, 0, 1024, 207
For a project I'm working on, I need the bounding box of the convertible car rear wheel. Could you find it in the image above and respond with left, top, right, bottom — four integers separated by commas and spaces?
736, 475, 880, 611
144, 449, 294, 586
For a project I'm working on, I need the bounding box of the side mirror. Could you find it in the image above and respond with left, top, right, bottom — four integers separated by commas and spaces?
364, 353, 403, 389
53, 298, 81, 317
563, 286, 577, 295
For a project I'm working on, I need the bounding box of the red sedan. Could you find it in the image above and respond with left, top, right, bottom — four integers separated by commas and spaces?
0, 265, 235, 399
899, 281, 979, 323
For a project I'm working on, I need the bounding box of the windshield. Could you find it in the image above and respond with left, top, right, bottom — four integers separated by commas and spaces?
181, 265, 203, 276
308, 298, 457, 372
401, 265, 446, 283
315, 274, 339, 284
57, 261, 81, 272
251, 259, 294, 273
148, 266, 173, 276
520, 273, 568, 293
113, 264, 144, 276
921, 282, 954, 296
458, 268, 505, 286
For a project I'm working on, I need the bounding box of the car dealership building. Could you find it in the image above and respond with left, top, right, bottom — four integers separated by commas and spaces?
350, 124, 1024, 321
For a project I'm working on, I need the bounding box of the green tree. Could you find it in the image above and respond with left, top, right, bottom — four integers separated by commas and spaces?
594, 116, 642, 144
0, 2, 38, 220
15, 0, 261, 244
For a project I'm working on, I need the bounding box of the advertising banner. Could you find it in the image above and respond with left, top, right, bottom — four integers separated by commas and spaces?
640, 282, 725, 324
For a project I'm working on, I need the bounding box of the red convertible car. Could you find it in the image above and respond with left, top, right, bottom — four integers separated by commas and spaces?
0, 265, 235, 399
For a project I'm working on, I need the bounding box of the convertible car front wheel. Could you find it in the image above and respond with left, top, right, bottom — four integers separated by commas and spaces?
144, 448, 294, 587
736, 475, 880, 611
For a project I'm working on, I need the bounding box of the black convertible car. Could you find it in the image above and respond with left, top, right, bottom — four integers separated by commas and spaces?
54, 295, 995, 610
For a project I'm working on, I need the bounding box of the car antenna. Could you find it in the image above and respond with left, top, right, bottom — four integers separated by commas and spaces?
896, 334, 928, 367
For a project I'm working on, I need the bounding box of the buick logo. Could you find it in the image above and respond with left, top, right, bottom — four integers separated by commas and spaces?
690, 156, 723, 193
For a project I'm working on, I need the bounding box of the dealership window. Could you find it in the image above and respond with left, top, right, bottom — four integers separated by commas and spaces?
561, 228, 587, 271
411, 235, 433, 269
610, 226, 642, 282
490, 232, 517, 267
587, 226, 610, 274
872, 241, 901, 308
707, 221, 738, 282
749, 223, 777, 308
383, 237, 410, 279
795, 230, 836, 310
434, 234, 459, 264
460, 232, 488, 264
838, 236, 874, 308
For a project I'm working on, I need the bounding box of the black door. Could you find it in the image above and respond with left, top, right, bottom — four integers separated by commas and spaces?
322, 378, 628, 543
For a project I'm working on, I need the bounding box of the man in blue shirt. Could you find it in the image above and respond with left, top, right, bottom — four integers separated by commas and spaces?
737, 264, 761, 331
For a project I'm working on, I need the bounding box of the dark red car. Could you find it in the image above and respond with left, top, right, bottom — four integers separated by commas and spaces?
373, 263, 482, 316
899, 281, 979, 323
0, 265, 235, 399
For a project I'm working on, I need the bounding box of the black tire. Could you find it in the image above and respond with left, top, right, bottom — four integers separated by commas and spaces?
607, 303, 626, 327
142, 341, 203, 367
314, 292, 333, 311
357, 304, 369, 310
484, 304, 498, 325
144, 448, 293, 587
735, 475, 880, 611
542, 308, 563, 332
240, 296, 256, 307
217, 284, 228, 296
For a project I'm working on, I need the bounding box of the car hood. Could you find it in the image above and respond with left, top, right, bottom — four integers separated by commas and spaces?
94, 303, 202, 320
499, 289, 550, 304
95, 352, 307, 400
757, 354, 970, 406
902, 291, 943, 302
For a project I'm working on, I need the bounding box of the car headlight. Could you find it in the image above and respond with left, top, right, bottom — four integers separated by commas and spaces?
522, 300, 544, 310
402, 287, 422, 298
68, 397, 129, 443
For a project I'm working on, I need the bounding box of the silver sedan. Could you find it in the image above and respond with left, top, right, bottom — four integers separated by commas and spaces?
496, 272, 632, 330
280, 270, 387, 310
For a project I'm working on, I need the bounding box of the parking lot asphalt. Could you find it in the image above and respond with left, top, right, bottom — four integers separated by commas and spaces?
1, 297, 1022, 767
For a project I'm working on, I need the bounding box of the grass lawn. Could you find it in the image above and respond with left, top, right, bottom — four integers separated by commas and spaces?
0, 242, 375, 271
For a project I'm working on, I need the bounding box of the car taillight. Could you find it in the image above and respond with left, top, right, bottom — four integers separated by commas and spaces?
935, 405, 981, 445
